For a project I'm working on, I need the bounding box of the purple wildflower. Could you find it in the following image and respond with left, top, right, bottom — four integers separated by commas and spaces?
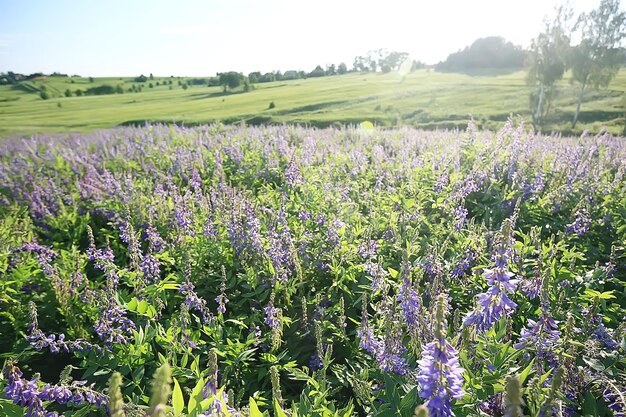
451, 206, 468, 232
93, 301, 136, 345
357, 239, 379, 259
264, 301, 281, 329
357, 295, 408, 375
464, 219, 518, 332
3, 362, 107, 417
364, 260, 388, 293
27, 302, 102, 354
284, 159, 303, 188
434, 171, 449, 193
179, 274, 213, 324
397, 274, 422, 329
266, 211, 294, 284
417, 294, 465, 417
566, 209, 591, 236
215, 272, 229, 314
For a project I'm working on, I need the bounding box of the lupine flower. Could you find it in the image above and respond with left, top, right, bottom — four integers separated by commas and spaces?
602, 382, 625, 417
284, 159, 302, 188
434, 171, 449, 193
417, 294, 465, 417
377, 322, 409, 375
358, 294, 409, 375
227, 198, 264, 262
357, 239, 379, 259
397, 274, 422, 330
27, 302, 102, 354
141, 250, 161, 284
566, 209, 591, 236
298, 210, 312, 221
266, 212, 295, 283
464, 219, 518, 332
215, 269, 229, 314
451, 206, 468, 232
515, 272, 560, 364
93, 299, 136, 345
118, 215, 141, 270
203, 349, 237, 415
179, 274, 213, 324
3, 361, 107, 417
173, 191, 195, 237
364, 259, 388, 293
327, 219, 345, 248
357, 308, 382, 356
144, 223, 166, 252
264, 301, 281, 329
450, 251, 475, 279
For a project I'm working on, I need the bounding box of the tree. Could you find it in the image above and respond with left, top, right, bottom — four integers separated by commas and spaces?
308, 65, 325, 77
353, 56, 369, 72
338, 63, 348, 74
527, 6, 571, 131
569, 0, 626, 128
218, 72, 244, 91
436, 37, 525, 72
381, 51, 410, 72
248, 71, 261, 83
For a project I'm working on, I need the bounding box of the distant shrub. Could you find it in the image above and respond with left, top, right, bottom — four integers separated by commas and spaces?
40, 91, 49, 100
74, 89, 83, 96
134, 75, 148, 83
268, 101, 276, 109
149, 83, 154, 88
85, 85, 116, 95
64, 89, 72, 97
115, 85, 124, 94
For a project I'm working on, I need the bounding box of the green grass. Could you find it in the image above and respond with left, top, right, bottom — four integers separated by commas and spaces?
1, 69, 625, 136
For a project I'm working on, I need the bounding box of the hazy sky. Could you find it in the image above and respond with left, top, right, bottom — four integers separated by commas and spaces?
0, 0, 597, 77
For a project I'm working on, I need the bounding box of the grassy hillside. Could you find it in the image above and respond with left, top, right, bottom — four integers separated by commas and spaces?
1, 69, 625, 136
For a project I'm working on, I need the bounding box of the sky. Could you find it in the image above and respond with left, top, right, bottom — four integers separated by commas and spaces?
0, 0, 599, 77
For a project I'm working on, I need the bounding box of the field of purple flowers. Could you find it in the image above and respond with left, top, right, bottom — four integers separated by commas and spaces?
0, 121, 624, 417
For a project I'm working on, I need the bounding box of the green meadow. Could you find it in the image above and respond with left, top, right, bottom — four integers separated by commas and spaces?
1, 69, 625, 136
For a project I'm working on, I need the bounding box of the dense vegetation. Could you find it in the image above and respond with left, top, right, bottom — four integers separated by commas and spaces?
1, 69, 625, 137
0, 122, 624, 416
435, 37, 526, 73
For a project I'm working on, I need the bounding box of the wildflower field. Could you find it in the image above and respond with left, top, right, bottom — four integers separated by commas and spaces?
0, 121, 625, 417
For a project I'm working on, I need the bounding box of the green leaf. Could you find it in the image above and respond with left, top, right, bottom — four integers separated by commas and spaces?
519, 358, 535, 384
188, 377, 205, 414
127, 297, 138, 311
398, 386, 419, 417
274, 399, 289, 417
249, 397, 264, 417
583, 391, 598, 416
0, 401, 26, 417
388, 267, 398, 279
172, 378, 185, 416
137, 299, 149, 314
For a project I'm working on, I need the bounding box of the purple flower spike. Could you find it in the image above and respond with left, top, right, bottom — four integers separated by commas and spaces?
417, 294, 465, 417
